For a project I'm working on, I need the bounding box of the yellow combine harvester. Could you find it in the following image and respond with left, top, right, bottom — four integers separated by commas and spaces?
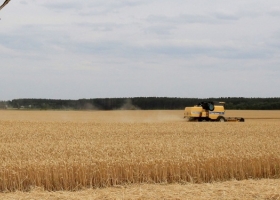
184, 102, 245, 122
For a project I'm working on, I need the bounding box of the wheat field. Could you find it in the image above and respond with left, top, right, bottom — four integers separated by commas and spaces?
0, 110, 280, 199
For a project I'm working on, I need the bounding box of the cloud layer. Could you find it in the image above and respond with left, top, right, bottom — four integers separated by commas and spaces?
0, 0, 280, 100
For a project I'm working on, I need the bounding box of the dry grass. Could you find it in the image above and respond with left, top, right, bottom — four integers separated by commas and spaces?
0, 110, 280, 197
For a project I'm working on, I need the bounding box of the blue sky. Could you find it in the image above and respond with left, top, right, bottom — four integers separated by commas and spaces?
0, 0, 280, 100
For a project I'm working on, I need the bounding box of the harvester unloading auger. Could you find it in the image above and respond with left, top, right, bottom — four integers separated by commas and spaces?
184, 102, 245, 122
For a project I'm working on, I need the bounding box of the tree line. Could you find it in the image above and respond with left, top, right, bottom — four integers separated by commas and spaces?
1, 97, 280, 110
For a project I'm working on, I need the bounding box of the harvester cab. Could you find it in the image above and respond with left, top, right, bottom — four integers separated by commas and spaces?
184, 101, 244, 122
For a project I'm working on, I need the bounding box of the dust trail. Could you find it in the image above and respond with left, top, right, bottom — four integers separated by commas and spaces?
82, 102, 98, 110
119, 99, 140, 110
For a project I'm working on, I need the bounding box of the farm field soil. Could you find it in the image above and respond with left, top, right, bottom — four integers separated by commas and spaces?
0, 110, 280, 199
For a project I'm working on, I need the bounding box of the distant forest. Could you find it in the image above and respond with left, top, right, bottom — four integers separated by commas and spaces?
1, 97, 280, 110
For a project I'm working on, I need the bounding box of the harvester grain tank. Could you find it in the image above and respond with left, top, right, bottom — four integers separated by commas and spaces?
184, 101, 244, 122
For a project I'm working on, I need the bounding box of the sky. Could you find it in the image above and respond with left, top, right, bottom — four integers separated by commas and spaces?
0, 0, 280, 100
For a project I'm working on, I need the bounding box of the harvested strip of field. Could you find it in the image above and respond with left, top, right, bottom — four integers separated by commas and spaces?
1, 179, 280, 200
1, 110, 280, 192
0, 110, 184, 123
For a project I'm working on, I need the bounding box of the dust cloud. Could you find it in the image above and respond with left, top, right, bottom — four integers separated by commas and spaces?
119, 99, 140, 110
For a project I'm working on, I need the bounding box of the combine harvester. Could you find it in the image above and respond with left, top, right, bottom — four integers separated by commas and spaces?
184, 101, 245, 122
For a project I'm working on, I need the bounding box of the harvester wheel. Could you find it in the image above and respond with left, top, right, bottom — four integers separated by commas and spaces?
217, 116, 226, 122
239, 118, 245, 122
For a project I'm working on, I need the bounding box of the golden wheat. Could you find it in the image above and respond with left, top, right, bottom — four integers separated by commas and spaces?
0, 110, 280, 192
